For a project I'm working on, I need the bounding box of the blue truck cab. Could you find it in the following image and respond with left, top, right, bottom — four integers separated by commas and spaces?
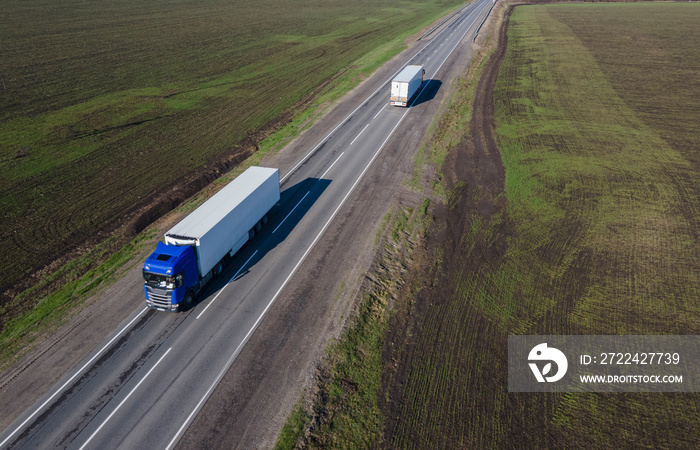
143, 242, 199, 312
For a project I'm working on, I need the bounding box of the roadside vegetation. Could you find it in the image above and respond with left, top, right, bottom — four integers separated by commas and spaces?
0, 0, 464, 326
0, 229, 158, 368
275, 202, 430, 448
278, 2, 699, 448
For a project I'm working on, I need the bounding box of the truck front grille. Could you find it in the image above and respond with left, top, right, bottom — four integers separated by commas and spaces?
146, 286, 172, 310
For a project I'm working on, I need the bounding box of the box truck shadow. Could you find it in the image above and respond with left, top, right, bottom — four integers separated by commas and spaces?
188, 177, 331, 307
411, 79, 442, 107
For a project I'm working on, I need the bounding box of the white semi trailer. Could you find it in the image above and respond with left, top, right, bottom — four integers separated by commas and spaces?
390, 65, 425, 107
143, 166, 280, 311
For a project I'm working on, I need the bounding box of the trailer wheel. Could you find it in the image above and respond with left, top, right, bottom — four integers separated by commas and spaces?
262, 214, 269, 226
255, 220, 262, 232
249, 228, 255, 239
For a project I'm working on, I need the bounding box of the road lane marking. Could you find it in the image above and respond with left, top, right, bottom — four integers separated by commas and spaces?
321, 152, 344, 179
350, 124, 370, 146
421, 2, 485, 87
273, 192, 310, 235
272, 149, 343, 238
373, 104, 387, 120
196, 250, 259, 319
78, 347, 172, 450
0, 307, 149, 449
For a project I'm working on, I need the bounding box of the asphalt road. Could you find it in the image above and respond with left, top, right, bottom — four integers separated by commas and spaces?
0, 0, 494, 448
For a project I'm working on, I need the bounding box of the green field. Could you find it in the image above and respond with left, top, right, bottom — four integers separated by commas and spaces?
385, 3, 699, 448
0, 0, 463, 309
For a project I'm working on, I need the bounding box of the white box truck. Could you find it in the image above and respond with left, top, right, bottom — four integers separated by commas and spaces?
390, 65, 425, 106
143, 166, 280, 311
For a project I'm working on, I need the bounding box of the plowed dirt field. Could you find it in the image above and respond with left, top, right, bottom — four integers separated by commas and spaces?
382, 3, 699, 448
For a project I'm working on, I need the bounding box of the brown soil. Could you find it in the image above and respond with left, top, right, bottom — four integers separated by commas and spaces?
379, 3, 700, 448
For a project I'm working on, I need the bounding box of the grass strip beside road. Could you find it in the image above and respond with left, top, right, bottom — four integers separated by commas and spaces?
0, 229, 158, 372
275, 204, 429, 448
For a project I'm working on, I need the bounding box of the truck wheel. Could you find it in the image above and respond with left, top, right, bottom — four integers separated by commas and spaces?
213, 262, 223, 277
183, 291, 194, 309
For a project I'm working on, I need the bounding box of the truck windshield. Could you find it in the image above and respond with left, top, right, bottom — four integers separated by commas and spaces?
143, 271, 176, 289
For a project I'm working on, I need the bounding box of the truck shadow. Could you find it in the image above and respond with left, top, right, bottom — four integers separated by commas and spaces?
411, 79, 442, 107
188, 177, 331, 307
